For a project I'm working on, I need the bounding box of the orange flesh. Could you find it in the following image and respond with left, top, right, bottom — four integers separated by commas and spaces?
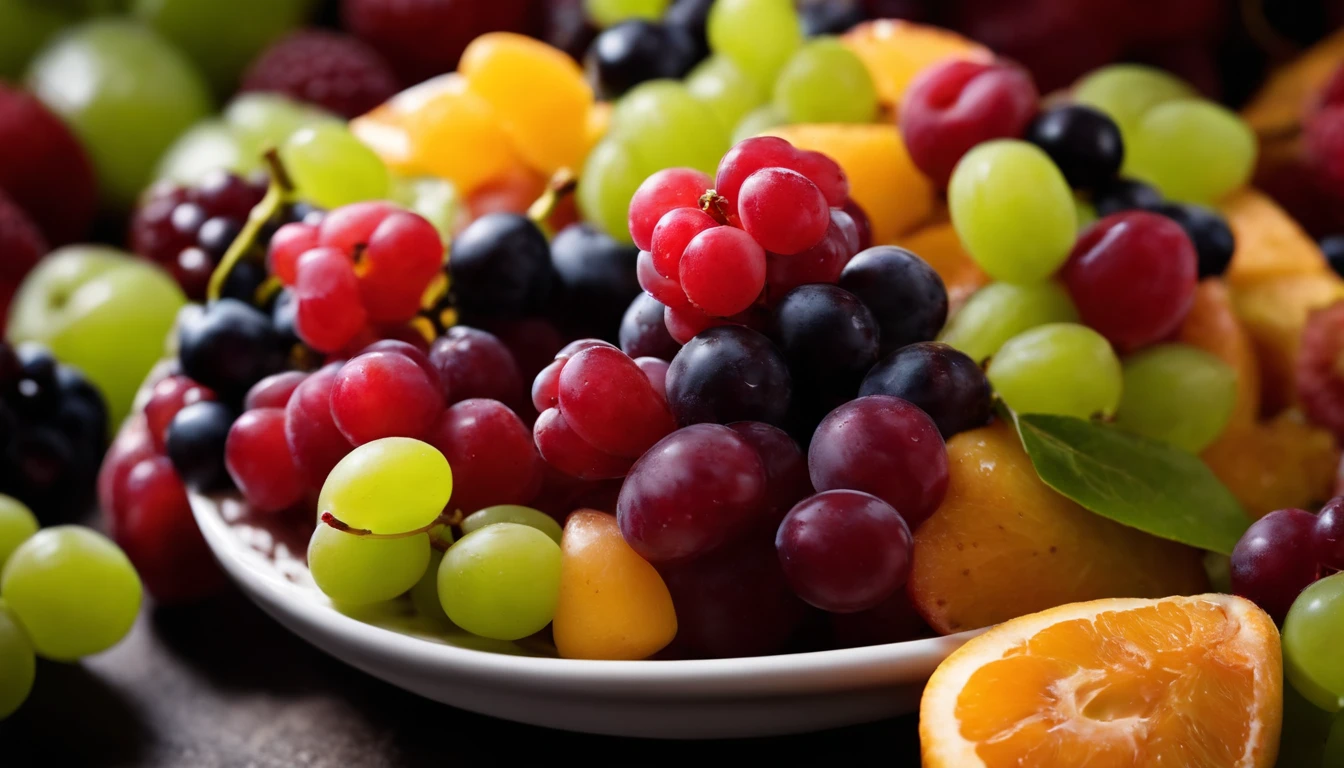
957, 601, 1265, 767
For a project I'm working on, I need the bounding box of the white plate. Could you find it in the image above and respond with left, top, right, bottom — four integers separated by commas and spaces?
190, 492, 975, 739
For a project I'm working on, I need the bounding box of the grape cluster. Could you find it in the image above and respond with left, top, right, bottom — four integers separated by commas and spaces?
0, 497, 141, 718
0, 343, 107, 525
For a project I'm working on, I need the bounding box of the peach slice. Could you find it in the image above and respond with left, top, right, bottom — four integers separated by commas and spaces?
1221, 188, 1331, 288
909, 422, 1208, 635
842, 19, 991, 109
1202, 413, 1342, 520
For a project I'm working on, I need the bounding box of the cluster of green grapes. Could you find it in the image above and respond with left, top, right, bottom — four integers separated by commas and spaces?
0, 495, 141, 719
579, 0, 878, 240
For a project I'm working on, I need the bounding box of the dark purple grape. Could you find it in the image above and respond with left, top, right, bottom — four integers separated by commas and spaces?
838, 246, 947, 355
177, 298, 286, 404
1230, 508, 1321, 622
1092, 177, 1163, 217
619, 293, 681, 361
776, 490, 913, 613
195, 169, 264, 220
1315, 497, 1344, 571
1145, 202, 1235, 279
1025, 104, 1123, 190
451, 213, 552, 319
165, 400, 238, 492
859, 342, 992, 439
666, 326, 792, 428
774, 283, 879, 402
727, 421, 812, 525
799, 0, 866, 36
196, 216, 243, 259
663, 0, 713, 58
585, 20, 700, 99
548, 223, 640, 339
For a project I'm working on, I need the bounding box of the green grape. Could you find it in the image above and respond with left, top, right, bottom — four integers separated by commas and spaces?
132, 0, 311, 93
708, 0, 802, 88
1072, 64, 1194, 158
1326, 712, 1344, 768
308, 525, 430, 607
155, 119, 244, 185
1127, 99, 1256, 204
1114, 344, 1236, 453
0, 496, 37, 574
390, 175, 460, 242
585, 0, 668, 26
1280, 683, 1336, 768
281, 122, 390, 210
25, 19, 214, 209
0, 526, 142, 662
948, 140, 1077, 285
461, 505, 563, 544
987, 323, 1123, 420
438, 523, 561, 641
612, 80, 729, 176
0, 0, 74, 79
317, 438, 452, 535
577, 138, 644, 243
0, 601, 34, 720
772, 37, 877, 125
7, 246, 187, 425
939, 282, 1080, 364
1285, 572, 1344, 713
408, 549, 450, 625
225, 92, 336, 172
686, 55, 766, 134
1074, 197, 1097, 231
732, 103, 787, 143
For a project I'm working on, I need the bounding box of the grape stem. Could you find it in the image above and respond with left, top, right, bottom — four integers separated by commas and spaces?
699, 190, 732, 226
319, 509, 464, 539
205, 149, 295, 303
526, 168, 578, 236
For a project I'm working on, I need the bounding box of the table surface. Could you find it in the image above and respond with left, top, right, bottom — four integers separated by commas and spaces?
0, 588, 924, 766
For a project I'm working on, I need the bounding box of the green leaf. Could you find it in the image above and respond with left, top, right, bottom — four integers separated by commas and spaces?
1012, 412, 1250, 555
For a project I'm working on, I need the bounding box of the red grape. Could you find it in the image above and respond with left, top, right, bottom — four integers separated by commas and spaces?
356, 210, 444, 323
428, 398, 543, 516
727, 421, 812, 525
284, 363, 355, 490
715, 137, 848, 220
776, 490, 913, 613
679, 226, 766, 317
117, 456, 227, 604
558, 345, 675, 457
634, 356, 670, 402
243, 371, 309, 411
318, 200, 396, 252
617, 424, 768, 563
764, 215, 854, 303
144, 375, 216, 453
637, 248, 690, 309
738, 168, 830, 256
531, 359, 564, 413
1315, 497, 1344, 571
225, 408, 306, 513
842, 198, 872, 251
650, 206, 715, 280
1230, 507, 1321, 622
330, 350, 444, 444
268, 222, 319, 285
428, 325, 525, 408
627, 167, 712, 251
533, 407, 634, 481
97, 417, 157, 530
900, 59, 1039, 188
619, 293, 681, 361
1063, 211, 1198, 352
294, 246, 369, 353
808, 395, 948, 528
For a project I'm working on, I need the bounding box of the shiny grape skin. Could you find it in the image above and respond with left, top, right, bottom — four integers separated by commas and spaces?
165, 400, 238, 493
859, 342, 993, 440
666, 326, 792, 428
619, 293, 681, 361
1025, 104, 1124, 190
177, 299, 287, 404
548, 223, 641, 340
1230, 508, 1322, 622
838, 246, 948, 355
1315, 497, 1344, 572
773, 284, 879, 406
449, 213, 552, 320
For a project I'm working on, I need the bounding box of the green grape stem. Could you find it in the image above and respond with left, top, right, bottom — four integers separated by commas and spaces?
526, 168, 578, 237
320, 509, 463, 540
206, 149, 295, 302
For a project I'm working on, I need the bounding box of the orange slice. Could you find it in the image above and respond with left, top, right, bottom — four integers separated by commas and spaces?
921, 594, 1282, 768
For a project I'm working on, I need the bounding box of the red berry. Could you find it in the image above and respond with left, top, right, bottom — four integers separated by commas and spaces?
533, 407, 634, 481
617, 424, 768, 563
776, 490, 913, 613
284, 363, 355, 490
225, 409, 306, 513
628, 167, 712, 251
715, 137, 848, 220
269, 222, 320, 286
737, 168, 830, 256
637, 249, 689, 310
294, 247, 369, 353
899, 59, 1039, 188
0, 84, 97, 245
116, 456, 227, 604
428, 325, 524, 407
331, 350, 445, 444
355, 210, 444, 323
558, 345, 675, 458
144, 375, 217, 453
808, 395, 948, 528
1299, 300, 1344, 442
1062, 211, 1198, 352
650, 207, 716, 280
244, 371, 309, 411
241, 30, 399, 119
680, 226, 766, 317
428, 398, 544, 516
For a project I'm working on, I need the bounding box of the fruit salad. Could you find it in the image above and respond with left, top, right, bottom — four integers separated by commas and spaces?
2, 0, 1344, 763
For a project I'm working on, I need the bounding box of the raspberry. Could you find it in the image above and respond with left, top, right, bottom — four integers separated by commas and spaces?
341, 0, 542, 85
0, 84, 96, 245
1305, 106, 1344, 196
241, 30, 399, 119
1299, 300, 1344, 442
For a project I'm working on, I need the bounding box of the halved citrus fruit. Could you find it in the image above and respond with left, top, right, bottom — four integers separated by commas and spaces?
921, 594, 1282, 768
